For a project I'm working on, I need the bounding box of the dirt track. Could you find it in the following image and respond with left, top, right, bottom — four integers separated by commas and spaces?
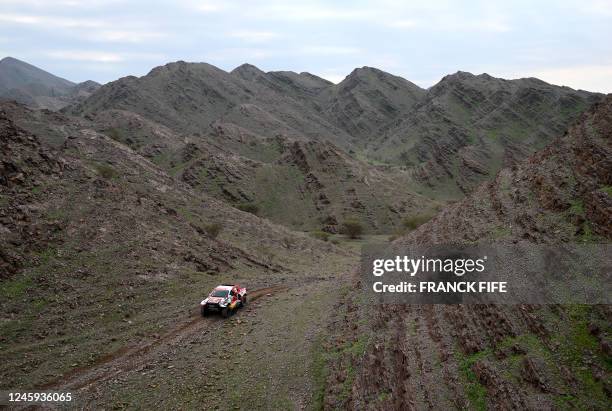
39, 286, 288, 393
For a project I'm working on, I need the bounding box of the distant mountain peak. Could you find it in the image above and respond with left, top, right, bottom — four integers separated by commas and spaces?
78, 80, 101, 87
72, 80, 101, 95
356, 66, 379, 72
338, 66, 424, 95
346, 66, 383, 78
0, 57, 101, 110
233, 63, 262, 72
441, 71, 476, 81
0, 56, 20, 64
0, 56, 74, 87
231, 63, 265, 80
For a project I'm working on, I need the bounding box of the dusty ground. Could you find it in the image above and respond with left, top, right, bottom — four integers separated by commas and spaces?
38, 278, 355, 410
3, 244, 357, 410
0, 101, 358, 410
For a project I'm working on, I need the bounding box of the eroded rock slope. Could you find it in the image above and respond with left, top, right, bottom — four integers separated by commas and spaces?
322, 95, 612, 410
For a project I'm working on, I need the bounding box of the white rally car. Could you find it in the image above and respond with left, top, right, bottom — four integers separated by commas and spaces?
200, 284, 247, 318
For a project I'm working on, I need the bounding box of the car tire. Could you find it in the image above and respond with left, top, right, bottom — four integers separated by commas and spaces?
241, 295, 247, 307
221, 307, 230, 318
201, 307, 208, 317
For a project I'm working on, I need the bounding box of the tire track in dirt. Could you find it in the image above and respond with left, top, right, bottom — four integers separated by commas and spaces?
38, 285, 288, 392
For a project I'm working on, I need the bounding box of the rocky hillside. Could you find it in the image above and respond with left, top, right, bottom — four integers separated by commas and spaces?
322, 96, 612, 409
66, 62, 427, 151
402, 92, 611, 244
4, 102, 435, 233
0, 57, 101, 110
67, 61, 601, 202
231, 63, 333, 101
317, 67, 426, 144
0, 101, 342, 279
0, 101, 350, 389
57, 61, 600, 233
179, 133, 436, 233
372, 72, 602, 197
67, 61, 352, 147
60, 62, 440, 232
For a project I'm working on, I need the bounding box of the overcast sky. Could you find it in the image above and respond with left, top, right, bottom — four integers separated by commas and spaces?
1, 0, 611, 92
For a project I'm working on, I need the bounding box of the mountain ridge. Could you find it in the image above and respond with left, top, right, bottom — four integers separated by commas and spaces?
0, 56, 101, 110
2, 58, 603, 231
56, 59, 602, 230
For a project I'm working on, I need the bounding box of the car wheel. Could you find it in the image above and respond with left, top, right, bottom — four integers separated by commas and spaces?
221, 307, 230, 318
241, 295, 247, 307
201, 306, 208, 317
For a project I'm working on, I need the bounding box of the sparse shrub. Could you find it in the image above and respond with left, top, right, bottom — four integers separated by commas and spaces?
311, 230, 330, 242
402, 214, 433, 231
568, 199, 585, 216
204, 222, 223, 239
330, 238, 340, 245
95, 164, 117, 179
399, 150, 412, 165
237, 202, 259, 215
341, 219, 363, 239
107, 128, 121, 141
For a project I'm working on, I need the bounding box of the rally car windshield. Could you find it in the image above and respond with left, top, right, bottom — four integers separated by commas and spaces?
210, 289, 229, 297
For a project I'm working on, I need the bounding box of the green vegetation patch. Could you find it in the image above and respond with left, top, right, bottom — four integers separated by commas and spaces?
490, 225, 511, 239
311, 337, 332, 410
555, 306, 609, 401
0, 194, 9, 208
402, 213, 434, 231
456, 349, 491, 411
341, 219, 364, 239
0, 275, 33, 299
107, 128, 122, 141
343, 334, 368, 357
568, 199, 584, 216
95, 163, 118, 180
496, 306, 610, 409
311, 328, 370, 408
236, 202, 259, 215
203, 222, 223, 239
